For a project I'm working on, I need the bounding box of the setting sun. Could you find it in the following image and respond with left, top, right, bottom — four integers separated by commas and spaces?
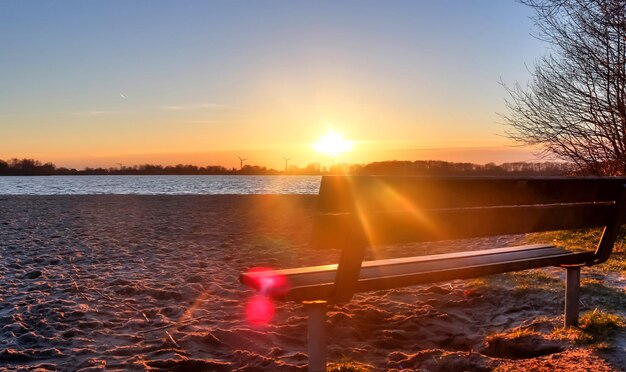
313, 130, 353, 157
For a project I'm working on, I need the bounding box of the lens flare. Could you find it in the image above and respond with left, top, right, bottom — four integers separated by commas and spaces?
242, 267, 289, 297
242, 267, 290, 325
246, 295, 275, 325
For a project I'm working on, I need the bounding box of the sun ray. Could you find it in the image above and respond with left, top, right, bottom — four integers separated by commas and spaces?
347, 178, 445, 261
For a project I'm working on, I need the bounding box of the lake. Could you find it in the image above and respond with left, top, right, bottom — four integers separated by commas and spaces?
0, 175, 322, 195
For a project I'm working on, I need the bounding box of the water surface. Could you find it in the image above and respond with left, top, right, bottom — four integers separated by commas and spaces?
0, 175, 321, 195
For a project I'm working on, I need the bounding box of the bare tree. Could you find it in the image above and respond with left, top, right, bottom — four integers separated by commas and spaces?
503, 0, 626, 175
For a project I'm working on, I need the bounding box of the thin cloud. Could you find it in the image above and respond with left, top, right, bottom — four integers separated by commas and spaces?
186, 119, 222, 124
71, 111, 118, 116
161, 103, 235, 111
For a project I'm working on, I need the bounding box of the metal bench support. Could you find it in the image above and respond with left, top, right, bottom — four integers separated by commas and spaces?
564, 266, 580, 327
306, 301, 327, 372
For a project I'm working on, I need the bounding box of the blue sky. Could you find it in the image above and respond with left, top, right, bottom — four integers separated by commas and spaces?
0, 1, 546, 168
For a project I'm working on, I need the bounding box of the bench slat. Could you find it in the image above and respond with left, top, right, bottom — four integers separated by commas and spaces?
311, 202, 613, 249
360, 246, 568, 278
284, 250, 594, 302
318, 176, 626, 213
262, 243, 554, 278
259, 243, 557, 284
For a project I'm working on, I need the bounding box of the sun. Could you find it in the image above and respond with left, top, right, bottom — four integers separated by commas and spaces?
314, 130, 353, 157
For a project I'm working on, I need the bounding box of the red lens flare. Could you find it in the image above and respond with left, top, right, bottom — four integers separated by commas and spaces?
243, 267, 290, 297
242, 267, 290, 325
246, 295, 275, 325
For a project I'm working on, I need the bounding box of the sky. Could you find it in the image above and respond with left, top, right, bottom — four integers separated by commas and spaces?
0, 1, 548, 169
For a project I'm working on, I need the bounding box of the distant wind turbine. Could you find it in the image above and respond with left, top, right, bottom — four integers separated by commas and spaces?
237, 156, 247, 170
282, 157, 291, 172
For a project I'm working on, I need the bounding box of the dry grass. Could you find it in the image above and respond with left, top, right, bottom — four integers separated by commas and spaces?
508, 326, 541, 339
604, 242, 626, 272
552, 309, 624, 348
484, 326, 541, 346
327, 361, 370, 372
508, 270, 560, 291
526, 227, 626, 274
526, 227, 603, 251
579, 309, 623, 339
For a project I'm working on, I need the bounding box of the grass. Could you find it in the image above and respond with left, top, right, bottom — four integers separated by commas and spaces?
507, 270, 560, 291
580, 308, 622, 332
552, 309, 624, 347
604, 246, 626, 272
470, 269, 561, 294
526, 227, 626, 274
489, 326, 541, 340
327, 361, 370, 372
525, 228, 602, 254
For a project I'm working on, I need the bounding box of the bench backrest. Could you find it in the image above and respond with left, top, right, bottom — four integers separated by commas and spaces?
312, 176, 626, 301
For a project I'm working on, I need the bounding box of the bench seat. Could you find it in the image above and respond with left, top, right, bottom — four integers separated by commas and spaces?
241, 243, 594, 302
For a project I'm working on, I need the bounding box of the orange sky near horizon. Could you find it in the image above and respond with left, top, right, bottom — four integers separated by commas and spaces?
1, 109, 542, 170
19, 141, 540, 170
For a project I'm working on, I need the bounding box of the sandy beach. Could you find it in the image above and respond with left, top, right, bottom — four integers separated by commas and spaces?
0, 195, 624, 371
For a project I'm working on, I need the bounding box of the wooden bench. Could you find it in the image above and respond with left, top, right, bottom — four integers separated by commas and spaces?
241, 176, 626, 371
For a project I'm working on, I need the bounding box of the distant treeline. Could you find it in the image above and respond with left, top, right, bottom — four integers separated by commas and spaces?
0, 158, 575, 176
351, 160, 574, 176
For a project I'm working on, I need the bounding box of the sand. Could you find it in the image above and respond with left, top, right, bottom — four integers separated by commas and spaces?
0, 195, 624, 371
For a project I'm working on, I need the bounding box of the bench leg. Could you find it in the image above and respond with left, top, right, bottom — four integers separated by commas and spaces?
306, 301, 327, 372
564, 266, 580, 328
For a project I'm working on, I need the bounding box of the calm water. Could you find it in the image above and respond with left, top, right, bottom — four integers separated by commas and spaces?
0, 175, 321, 195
